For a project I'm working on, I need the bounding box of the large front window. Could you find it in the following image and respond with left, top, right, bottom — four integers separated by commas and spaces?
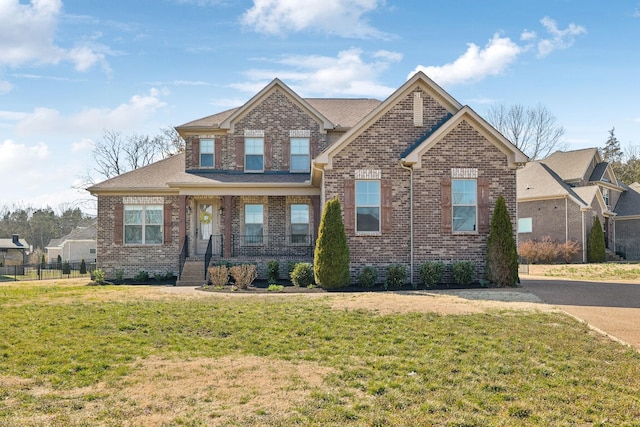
124, 205, 163, 244
356, 180, 380, 233
290, 138, 310, 172
290, 204, 310, 243
200, 139, 214, 167
452, 179, 477, 232
244, 204, 264, 244
245, 138, 264, 172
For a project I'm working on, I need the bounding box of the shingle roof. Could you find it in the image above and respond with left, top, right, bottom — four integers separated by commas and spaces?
538, 148, 599, 182
517, 162, 586, 205
177, 99, 381, 130
0, 238, 28, 249
614, 183, 640, 217
186, 170, 310, 184
588, 162, 610, 182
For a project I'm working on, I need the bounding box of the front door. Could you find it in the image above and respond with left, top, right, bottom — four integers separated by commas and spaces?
196, 203, 217, 255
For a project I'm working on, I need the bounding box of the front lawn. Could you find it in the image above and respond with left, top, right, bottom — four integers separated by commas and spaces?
0, 281, 638, 426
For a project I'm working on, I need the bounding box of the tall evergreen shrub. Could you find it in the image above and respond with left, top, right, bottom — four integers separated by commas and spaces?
587, 216, 606, 263
313, 196, 350, 289
485, 196, 519, 287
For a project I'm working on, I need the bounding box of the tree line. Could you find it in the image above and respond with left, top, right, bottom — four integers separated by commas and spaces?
0, 206, 93, 252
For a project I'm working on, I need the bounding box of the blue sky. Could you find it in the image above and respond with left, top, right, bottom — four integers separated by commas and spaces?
1, 0, 639, 213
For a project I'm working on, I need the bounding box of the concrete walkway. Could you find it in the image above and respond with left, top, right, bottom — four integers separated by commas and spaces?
521, 276, 640, 350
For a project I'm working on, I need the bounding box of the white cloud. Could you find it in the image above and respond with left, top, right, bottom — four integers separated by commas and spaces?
0, 80, 13, 94
71, 138, 94, 153
0, 139, 49, 176
536, 16, 587, 57
409, 34, 522, 86
231, 48, 401, 98
0, 0, 108, 72
241, 0, 391, 39
14, 88, 167, 136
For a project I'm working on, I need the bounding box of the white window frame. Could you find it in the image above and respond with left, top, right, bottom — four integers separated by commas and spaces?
290, 138, 310, 172
290, 204, 310, 244
245, 137, 264, 172
124, 205, 163, 245
602, 188, 610, 206
355, 180, 381, 234
452, 179, 477, 233
244, 204, 264, 244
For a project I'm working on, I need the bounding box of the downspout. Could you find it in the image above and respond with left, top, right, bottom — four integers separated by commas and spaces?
400, 162, 414, 285
565, 197, 569, 243
581, 209, 586, 263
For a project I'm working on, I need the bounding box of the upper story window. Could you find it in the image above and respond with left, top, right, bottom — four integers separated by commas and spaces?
602, 188, 610, 206
244, 204, 264, 244
124, 205, 163, 244
290, 204, 310, 243
356, 180, 380, 233
452, 179, 477, 232
200, 139, 214, 167
290, 138, 310, 172
245, 138, 264, 172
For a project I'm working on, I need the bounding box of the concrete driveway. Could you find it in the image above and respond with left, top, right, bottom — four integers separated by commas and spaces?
521, 277, 640, 350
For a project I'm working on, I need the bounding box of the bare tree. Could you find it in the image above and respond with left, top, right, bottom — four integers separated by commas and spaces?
487, 104, 566, 160
93, 130, 126, 179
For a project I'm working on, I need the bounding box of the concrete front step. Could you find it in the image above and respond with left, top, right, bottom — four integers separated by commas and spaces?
177, 259, 208, 286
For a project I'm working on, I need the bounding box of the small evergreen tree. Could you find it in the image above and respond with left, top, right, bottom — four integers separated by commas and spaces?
40, 254, 46, 269
602, 127, 622, 163
485, 196, 519, 287
587, 216, 606, 263
56, 254, 62, 270
80, 259, 87, 274
314, 196, 350, 289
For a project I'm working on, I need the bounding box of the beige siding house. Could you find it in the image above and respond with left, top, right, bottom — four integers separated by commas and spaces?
89, 72, 527, 285
46, 222, 97, 263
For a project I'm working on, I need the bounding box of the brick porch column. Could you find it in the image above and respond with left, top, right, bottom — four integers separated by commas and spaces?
223, 195, 233, 257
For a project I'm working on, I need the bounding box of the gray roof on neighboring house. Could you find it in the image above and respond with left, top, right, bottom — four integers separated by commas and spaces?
517, 162, 586, 205
47, 221, 97, 248
589, 162, 609, 182
539, 147, 599, 182
614, 183, 640, 217
0, 238, 29, 250
177, 98, 381, 130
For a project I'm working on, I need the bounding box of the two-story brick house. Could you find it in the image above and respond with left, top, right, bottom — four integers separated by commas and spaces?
89, 72, 527, 285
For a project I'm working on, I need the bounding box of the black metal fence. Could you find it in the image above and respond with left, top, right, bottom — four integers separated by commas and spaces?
0, 261, 97, 282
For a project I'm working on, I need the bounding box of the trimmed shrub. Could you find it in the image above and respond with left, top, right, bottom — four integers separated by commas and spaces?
40, 254, 46, 269
357, 265, 378, 288
57, 254, 62, 270
587, 216, 606, 263
266, 260, 280, 282
314, 196, 350, 289
208, 265, 229, 287
230, 264, 257, 289
115, 269, 125, 282
385, 264, 406, 290
451, 261, 475, 286
485, 196, 519, 287
92, 268, 106, 284
134, 270, 149, 282
290, 262, 314, 287
558, 240, 581, 263
518, 236, 560, 264
79, 259, 87, 274
62, 261, 71, 275
418, 261, 445, 288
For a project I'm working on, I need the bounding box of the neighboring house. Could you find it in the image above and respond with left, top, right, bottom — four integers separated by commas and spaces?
517, 147, 640, 261
46, 221, 97, 264
0, 234, 29, 267
89, 72, 527, 285
612, 182, 640, 260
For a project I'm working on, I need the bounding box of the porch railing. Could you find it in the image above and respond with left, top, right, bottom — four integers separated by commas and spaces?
231, 234, 314, 257
204, 235, 214, 280
178, 236, 189, 278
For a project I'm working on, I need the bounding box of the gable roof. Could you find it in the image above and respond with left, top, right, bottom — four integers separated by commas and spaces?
47, 222, 97, 248
0, 238, 28, 250
614, 182, 640, 217
401, 106, 527, 169
573, 185, 612, 215
517, 162, 587, 206
539, 148, 600, 182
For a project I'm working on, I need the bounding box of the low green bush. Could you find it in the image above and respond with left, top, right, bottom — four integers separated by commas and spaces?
357, 265, 378, 288
290, 262, 314, 287
92, 268, 106, 284
115, 269, 125, 282
267, 284, 284, 292
452, 261, 475, 286
134, 270, 149, 282
385, 264, 406, 290
266, 260, 280, 282
418, 261, 445, 288
62, 261, 71, 275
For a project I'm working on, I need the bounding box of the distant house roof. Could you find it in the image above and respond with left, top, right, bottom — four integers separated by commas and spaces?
0, 237, 28, 250
46, 222, 97, 248
538, 148, 600, 182
517, 162, 587, 206
614, 183, 640, 217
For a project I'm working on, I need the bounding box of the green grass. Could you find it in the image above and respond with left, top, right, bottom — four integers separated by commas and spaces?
537, 262, 640, 281
1, 282, 639, 426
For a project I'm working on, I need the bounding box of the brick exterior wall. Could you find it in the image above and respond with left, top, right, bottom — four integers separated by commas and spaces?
613, 218, 640, 260
324, 89, 518, 283
97, 195, 180, 278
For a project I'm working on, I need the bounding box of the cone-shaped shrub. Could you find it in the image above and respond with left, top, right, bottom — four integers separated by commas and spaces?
587, 216, 606, 263
314, 196, 350, 289
485, 196, 519, 287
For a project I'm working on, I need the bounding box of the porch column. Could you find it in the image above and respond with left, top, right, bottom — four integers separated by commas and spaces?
311, 195, 321, 240
223, 195, 233, 257
179, 196, 187, 246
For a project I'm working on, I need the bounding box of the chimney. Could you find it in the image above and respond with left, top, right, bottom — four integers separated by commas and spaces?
12, 234, 20, 245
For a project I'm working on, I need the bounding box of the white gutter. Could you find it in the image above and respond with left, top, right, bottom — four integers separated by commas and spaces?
400, 162, 414, 285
